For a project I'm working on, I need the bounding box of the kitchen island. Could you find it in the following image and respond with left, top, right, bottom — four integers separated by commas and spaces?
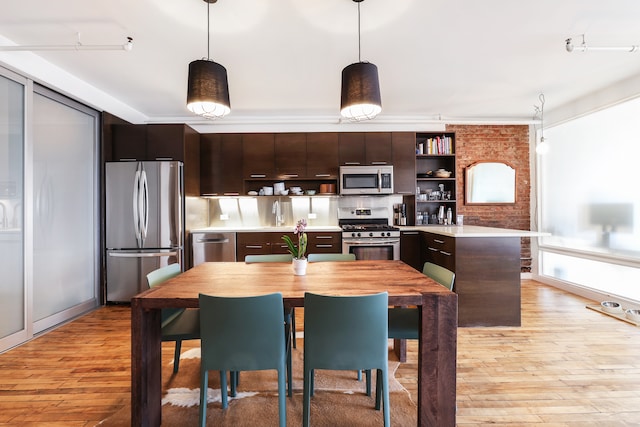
406, 225, 547, 327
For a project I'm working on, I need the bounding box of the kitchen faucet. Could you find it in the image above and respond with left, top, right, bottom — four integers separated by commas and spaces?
272, 200, 284, 227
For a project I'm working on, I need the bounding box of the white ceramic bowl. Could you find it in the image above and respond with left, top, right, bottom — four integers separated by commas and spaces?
279, 190, 289, 195
306, 190, 316, 195
625, 309, 640, 322
601, 301, 623, 314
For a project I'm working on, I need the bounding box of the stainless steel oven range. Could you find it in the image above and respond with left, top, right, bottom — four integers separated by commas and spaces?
339, 207, 400, 260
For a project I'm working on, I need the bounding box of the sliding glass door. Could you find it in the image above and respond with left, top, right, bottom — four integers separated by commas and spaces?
0, 70, 26, 349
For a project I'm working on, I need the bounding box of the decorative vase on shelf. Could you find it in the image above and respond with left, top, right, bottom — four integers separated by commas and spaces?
292, 258, 308, 276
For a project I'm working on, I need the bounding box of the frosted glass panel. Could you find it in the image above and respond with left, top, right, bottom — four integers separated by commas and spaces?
32, 92, 96, 320
0, 74, 25, 339
540, 98, 640, 301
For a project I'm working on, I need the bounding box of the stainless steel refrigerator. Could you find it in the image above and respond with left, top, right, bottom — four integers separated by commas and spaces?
105, 161, 183, 303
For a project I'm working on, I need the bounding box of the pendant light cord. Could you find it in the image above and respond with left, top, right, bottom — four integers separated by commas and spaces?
207, 2, 211, 60
357, 2, 361, 62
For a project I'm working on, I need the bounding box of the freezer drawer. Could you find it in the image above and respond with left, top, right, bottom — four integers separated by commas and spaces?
106, 248, 182, 303
191, 232, 236, 266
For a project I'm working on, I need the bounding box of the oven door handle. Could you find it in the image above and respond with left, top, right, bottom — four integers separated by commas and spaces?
345, 239, 400, 245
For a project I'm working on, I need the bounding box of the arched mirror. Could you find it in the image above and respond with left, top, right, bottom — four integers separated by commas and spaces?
465, 161, 516, 204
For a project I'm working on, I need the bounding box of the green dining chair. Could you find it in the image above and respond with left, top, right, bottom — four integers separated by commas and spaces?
306, 252, 365, 380
146, 263, 200, 374
244, 254, 293, 263
303, 292, 390, 427
198, 292, 288, 427
388, 262, 455, 340
307, 253, 356, 262
245, 253, 298, 349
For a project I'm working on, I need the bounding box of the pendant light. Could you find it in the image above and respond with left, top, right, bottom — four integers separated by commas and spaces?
186, 0, 230, 119
535, 93, 549, 155
340, 0, 382, 121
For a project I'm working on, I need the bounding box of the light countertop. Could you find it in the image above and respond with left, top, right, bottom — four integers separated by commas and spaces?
400, 225, 549, 238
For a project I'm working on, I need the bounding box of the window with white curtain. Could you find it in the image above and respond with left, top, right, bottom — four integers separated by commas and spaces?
539, 97, 640, 302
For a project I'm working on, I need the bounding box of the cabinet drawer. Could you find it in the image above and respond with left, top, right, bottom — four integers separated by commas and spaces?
307, 232, 341, 254
422, 232, 455, 271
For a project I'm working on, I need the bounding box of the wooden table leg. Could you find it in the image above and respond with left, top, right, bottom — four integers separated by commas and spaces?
418, 292, 457, 426
131, 299, 162, 427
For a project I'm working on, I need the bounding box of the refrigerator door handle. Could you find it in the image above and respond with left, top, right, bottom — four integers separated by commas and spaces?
140, 168, 149, 244
108, 251, 178, 258
133, 167, 142, 247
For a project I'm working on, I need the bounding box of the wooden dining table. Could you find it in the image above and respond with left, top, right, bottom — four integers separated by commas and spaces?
130, 260, 457, 426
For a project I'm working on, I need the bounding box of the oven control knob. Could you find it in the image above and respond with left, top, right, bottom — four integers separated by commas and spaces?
386, 232, 391, 237
369, 232, 374, 237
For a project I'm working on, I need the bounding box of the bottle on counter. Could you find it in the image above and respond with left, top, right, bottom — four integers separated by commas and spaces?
446, 208, 452, 225
438, 205, 445, 224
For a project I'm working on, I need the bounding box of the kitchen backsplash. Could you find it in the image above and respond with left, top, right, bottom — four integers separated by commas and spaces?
187, 195, 403, 229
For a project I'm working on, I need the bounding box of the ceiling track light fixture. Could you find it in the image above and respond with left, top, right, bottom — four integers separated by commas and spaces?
0, 34, 133, 52
340, 0, 382, 121
566, 35, 639, 53
186, 0, 230, 119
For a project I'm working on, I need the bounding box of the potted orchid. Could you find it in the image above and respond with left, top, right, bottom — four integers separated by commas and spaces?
282, 219, 308, 275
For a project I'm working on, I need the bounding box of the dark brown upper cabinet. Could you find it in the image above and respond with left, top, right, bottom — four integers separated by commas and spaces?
200, 133, 243, 195
392, 132, 417, 195
338, 132, 393, 166
306, 133, 339, 178
110, 124, 200, 196
275, 133, 307, 179
243, 133, 276, 179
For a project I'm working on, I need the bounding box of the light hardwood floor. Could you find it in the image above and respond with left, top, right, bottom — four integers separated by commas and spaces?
1, 280, 639, 426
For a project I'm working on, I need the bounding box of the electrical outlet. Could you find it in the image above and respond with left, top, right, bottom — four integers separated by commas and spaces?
308, 213, 317, 219
220, 214, 229, 220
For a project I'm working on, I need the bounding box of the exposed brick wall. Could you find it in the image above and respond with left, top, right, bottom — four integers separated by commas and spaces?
447, 124, 532, 271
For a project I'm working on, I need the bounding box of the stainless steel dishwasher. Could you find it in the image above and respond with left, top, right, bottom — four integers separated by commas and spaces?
191, 232, 236, 266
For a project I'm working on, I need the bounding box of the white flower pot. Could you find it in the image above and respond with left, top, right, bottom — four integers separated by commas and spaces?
292, 258, 308, 276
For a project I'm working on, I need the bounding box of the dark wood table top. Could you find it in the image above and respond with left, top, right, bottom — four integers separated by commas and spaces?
134, 260, 451, 308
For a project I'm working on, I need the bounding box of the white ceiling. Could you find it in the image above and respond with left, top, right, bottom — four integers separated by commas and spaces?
3, 0, 640, 131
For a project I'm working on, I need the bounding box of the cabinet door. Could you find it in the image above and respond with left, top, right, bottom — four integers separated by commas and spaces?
306, 133, 339, 178
243, 133, 275, 179
400, 231, 422, 271
339, 132, 365, 165
147, 124, 186, 161
365, 132, 393, 165
201, 134, 243, 195
392, 132, 416, 195
275, 133, 306, 179
112, 124, 147, 161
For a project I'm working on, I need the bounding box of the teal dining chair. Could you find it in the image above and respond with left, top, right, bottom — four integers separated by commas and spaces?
245, 253, 297, 349
302, 292, 390, 427
198, 292, 288, 427
244, 254, 293, 263
146, 263, 200, 374
388, 262, 455, 340
307, 253, 356, 262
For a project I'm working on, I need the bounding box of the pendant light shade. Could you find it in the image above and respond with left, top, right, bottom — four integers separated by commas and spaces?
340, 0, 381, 121
186, 0, 230, 119
187, 59, 230, 118
340, 61, 381, 121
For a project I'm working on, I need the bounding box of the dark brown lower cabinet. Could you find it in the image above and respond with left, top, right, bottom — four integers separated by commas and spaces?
236, 231, 342, 261
422, 231, 521, 327
400, 230, 422, 271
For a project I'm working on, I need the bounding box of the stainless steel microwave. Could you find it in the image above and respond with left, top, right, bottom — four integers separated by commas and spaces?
339, 165, 394, 195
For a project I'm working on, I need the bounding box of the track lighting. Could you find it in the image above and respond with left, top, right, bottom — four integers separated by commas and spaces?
566, 36, 639, 53
0, 36, 133, 52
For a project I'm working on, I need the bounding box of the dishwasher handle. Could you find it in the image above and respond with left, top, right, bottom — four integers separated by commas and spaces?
196, 238, 230, 244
